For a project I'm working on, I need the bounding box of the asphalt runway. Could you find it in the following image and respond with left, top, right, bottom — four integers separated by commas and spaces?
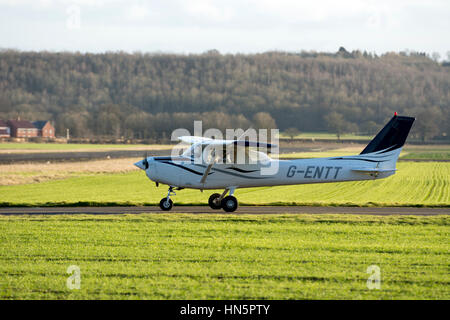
0, 206, 448, 215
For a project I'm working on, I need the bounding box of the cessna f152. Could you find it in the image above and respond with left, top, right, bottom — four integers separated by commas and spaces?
135, 114, 415, 212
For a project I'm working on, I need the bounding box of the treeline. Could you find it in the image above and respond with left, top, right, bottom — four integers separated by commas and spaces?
0, 48, 449, 141
56, 104, 276, 141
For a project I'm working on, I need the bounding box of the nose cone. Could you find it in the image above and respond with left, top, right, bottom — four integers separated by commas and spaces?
134, 158, 150, 170
134, 160, 145, 170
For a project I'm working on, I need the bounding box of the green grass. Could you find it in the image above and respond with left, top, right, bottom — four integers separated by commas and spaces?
0, 214, 448, 299
0, 162, 448, 207
0, 143, 170, 151
279, 146, 450, 161
401, 146, 450, 160
280, 151, 450, 160
401, 152, 450, 160
280, 151, 356, 159
280, 132, 372, 140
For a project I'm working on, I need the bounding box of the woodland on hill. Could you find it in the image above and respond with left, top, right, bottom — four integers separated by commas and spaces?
0, 48, 448, 141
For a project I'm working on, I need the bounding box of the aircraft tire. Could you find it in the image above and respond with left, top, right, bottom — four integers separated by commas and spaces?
221, 196, 238, 212
208, 193, 222, 209
159, 198, 173, 211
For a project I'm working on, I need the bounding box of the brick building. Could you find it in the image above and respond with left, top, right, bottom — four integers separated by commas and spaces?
33, 121, 55, 138
7, 120, 39, 138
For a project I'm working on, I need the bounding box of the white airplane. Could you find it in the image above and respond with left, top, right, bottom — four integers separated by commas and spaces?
135, 114, 415, 212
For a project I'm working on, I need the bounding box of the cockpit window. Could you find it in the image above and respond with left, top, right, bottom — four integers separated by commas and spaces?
182, 144, 271, 165
248, 149, 271, 164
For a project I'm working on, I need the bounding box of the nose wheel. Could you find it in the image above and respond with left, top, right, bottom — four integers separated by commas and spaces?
159, 186, 176, 211
159, 198, 173, 211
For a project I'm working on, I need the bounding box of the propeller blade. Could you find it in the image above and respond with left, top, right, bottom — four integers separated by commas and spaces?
143, 152, 149, 169
200, 150, 220, 184
200, 162, 214, 184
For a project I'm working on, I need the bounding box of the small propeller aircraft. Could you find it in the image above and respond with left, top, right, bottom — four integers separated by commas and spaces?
135, 114, 415, 212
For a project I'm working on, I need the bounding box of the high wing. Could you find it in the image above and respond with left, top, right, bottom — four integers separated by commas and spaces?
178, 136, 214, 144
178, 135, 277, 148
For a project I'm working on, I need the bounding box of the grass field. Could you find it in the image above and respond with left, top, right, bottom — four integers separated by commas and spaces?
0, 158, 139, 185
0, 214, 448, 299
281, 150, 450, 160
279, 145, 450, 161
280, 132, 372, 140
0, 162, 448, 207
0, 143, 172, 152
0, 145, 448, 300
399, 146, 450, 160
402, 152, 450, 160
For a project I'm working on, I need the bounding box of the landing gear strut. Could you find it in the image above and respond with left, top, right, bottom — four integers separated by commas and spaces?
159, 186, 175, 211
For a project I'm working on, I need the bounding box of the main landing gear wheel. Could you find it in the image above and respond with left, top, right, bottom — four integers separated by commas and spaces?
159, 198, 173, 211
221, 195, 238, 212
208, 193, 222, 210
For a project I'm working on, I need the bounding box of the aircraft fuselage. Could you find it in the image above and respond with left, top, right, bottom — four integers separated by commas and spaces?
143, 155, 396, 189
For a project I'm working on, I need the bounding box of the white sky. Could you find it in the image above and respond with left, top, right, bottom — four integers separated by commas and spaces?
0, 0, 449, 58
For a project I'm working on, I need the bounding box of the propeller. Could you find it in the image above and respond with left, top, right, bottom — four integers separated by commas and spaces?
200, 162, 214, 184
143, 152, 149, 170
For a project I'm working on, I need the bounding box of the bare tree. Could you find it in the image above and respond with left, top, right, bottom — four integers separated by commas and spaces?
414, 109, 442, 141
323, 112, 347, 140
252, 112, 277, 130
284, 127, 300, 140
431, 52, 441, 62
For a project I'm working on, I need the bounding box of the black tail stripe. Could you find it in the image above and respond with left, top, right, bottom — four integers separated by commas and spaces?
193, 164, 269, 179
225, 167, 260, 173
330, 158, 388, 163
378, 145, 399, 154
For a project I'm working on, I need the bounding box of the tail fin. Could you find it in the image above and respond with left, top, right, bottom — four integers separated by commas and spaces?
360, 114, 415, 155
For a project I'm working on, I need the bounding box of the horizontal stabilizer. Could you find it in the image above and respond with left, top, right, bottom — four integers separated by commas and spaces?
352, 168, 396, 175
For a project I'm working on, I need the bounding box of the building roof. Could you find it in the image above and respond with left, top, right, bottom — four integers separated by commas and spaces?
7, 120, 37, 129
33, 121, 50, 130
0, 120, 8, 127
